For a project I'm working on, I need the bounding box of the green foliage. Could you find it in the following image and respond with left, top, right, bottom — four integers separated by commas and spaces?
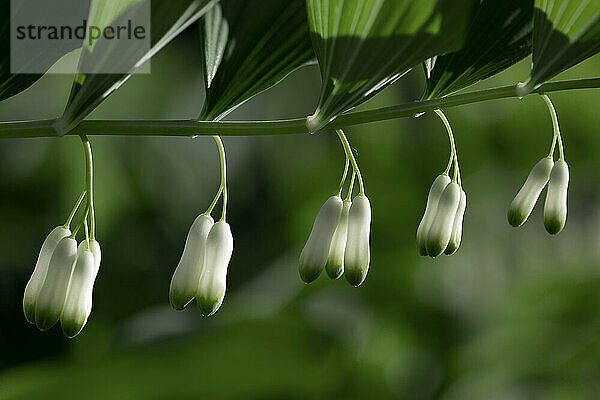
305, 0, 478, 132
520, 0, 600, 94
423, 0, 534, 99
0, 0, 73, 101
57, 0, 217, 134
199, 0, 315, 121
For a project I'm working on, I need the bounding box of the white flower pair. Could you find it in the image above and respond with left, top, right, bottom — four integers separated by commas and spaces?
23, 227, 101, 338
169, 215, 234, 316
508, 157, 569, 234
299, 194, 371, 287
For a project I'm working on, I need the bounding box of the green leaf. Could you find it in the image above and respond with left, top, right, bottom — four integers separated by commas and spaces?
519, 0, 600, 95
423, 0, 534, 100
0, 0, 78, 102
199, 0, 315, 121
305, 0, 478, 132
56, 0, 217, 134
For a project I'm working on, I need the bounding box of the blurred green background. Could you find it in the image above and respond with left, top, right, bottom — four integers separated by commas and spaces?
1, 26, 600, 400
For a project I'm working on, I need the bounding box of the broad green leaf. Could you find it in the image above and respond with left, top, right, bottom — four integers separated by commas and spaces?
199, 0, 314, 121
56, 0, 217, 134
423, 0, 534, 100
0, 0, 80, 102
305, 0, 478, 132
519, 0, 600, 95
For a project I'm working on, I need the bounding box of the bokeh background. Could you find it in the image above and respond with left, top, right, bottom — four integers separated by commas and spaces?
1, 25, 600, 400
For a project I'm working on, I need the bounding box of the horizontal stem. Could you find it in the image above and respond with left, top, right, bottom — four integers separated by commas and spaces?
1, 78, 598, 139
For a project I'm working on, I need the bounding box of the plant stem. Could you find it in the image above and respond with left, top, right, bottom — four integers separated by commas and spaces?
336, 129, 365, 195
0, 78, 599, 139
213, 136, 228, 222
541, 94, 565, 161
63, 190, 87, 229
434, 110, 460, 185
337, 157, 350, 197
81, 136, 96, 239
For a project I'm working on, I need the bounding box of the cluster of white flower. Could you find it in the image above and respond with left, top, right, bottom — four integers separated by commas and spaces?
299, 130, 372, 287
417, 110, 467, 258
23, 138, 101, 338
24, 227, 101, 338
508, 95, 569, 234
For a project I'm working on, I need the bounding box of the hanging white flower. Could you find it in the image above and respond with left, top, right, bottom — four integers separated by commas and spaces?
60, 242, 96, 338
544, 160, 569, 234
344, 195, 371, 287
444, 188, 467, 255
34, 237, 78, 331
169, 214, 214, 310
299, 195, 343, 283
417, 174, 451, 256
326, 199, 351, 280
508, 157, 554, 227
23, 226, 71, 324
197, 221, 234, 317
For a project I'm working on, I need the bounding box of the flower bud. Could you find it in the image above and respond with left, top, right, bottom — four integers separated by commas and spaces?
60, 243, 96, 338
299, 196, 343, 283
426, 182, 461, 257
417, 174, 451, 256
544, 160, 569, 234
169, 214, 214, 310
508, 157, 553, 227
344, 195, 371, 287
35, 237, 77, 331
23, 226, 71, 324
444, 188, 467, 255
197, 221, 233, 317
326, 200, 351, 280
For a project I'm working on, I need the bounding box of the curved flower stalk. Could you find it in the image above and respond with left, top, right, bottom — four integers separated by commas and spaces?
326, 199, 351, 280
34, 237, 78, 331
169, 214, 214, 310
60, 242, 96, 338
23, 226, 71, 324
544, 160, 569, 234
507, 157, 554, 227
344, 195, 371, 287
299, 195, 344, 283
197, 221, 234, 316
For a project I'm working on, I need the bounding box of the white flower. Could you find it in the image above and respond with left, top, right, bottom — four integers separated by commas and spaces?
34, 237, 78, 331
197, 221, 234, 317
417, 174, 451, 256
23, 226, 71, 324
508, 157, 553, 227
326, 199, 351, 280
299, 195, 343, 283
444, 188, 467, 255
427, 182, 461, 257
89, 239, 101, 275
169, 214, 214, 310
60, 242, 96, 338
344, 195, 371, 287
544, 160, 569, 234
